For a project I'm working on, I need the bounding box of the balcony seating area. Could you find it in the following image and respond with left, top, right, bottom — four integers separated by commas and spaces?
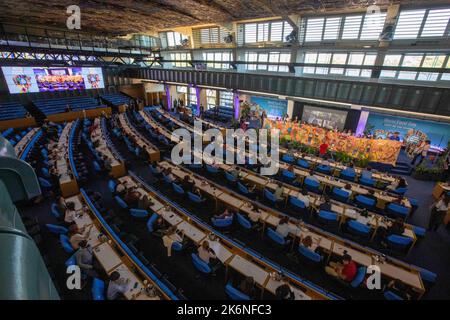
33, 96, 102, 116
0, 101, 29, 121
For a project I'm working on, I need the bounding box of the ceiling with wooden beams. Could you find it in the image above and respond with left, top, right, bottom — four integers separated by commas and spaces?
0, 0, 445, 36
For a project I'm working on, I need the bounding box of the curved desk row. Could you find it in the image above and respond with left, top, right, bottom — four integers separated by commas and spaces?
157, 160, 426, 298
65, 191, 177, 300
119, 173, 336, 300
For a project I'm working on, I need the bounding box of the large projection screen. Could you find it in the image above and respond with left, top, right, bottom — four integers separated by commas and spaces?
301, 105, 348, 130
1, 66, 105, 94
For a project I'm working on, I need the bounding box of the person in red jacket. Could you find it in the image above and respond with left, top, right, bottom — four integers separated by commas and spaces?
325, 252, 357, 282
319, 141, 329, 158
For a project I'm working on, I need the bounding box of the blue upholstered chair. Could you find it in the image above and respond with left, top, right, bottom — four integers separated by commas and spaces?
187, 192, 206, 205
65, 253, 77, 267
264, 188, 283, 206
225, 283, 251, 300
46, 224, 68, 235
383, 290, 403, 300
172, 183, 185, 196
297, 245, 323, 264
237, 182, 253, 197
355, 195, 376, 211
266, 228, 286, 246
346, 220, 372, 239
146, 213, 160, 233
386, 203, 409, 219
316, 164, 332, 175
331, 187, 351, 203
205, 164, 219, 174
419, 268, 437, 287
225, 172, 238, 184
51, 203, 62, 219
108, 180, 117, 194
289, 196, 308, 216
386, 234, 413, 252
236, 213, 252, 229
340, 168, 356, 182
191, 253, 212, 274
304, 177, 321, 194
297, 159, 310, 169
317, 210, 339, 228
211, 216, 233, 228
282, 154, 295, 164
59, 234, 75, 254
92, 278, 106, 300
359, 177, 376, 187
350, 267, 367, 288
392, 187, 408, 196
114, 196, 129, 210
281, 169, 296, 181
130, 209, 149, 218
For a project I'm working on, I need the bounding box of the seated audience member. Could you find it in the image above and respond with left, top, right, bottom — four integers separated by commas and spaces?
274, 183, 285, 201
300, 235, 321, 253
275, 216, 292, 239
387, 177, 408, 191
75, 240, 97, 277
307, 170, 319, 183
321, 156, 331, 166
138, 194, 154, 211
181, 175, 195, 191
57, 196, 67, 214
152, 217, 167, 237
163, 168, 176, 183
64, 202, 77, 224
150, 162, 162, 175
68, 224, 92, 250
230, 166, 241, 179
124, 188, 141, 207
214, 208, 234, 220
198, 241, 220, 272
115, 182, 127, 196
296, 189, 310, 208
388, 217, 405, 235
340, 184, 353, 197
287, 164, 295, 173
247, 204, 262, 226
325, 252, 357, 283
162, 226, 184, 257
361, 166, 373, 180
385, 280, 412, 300
275, 283, 295, 300
347, 162, 356, 174
107, 271, 130, 300
239, 276, 256, 298
319, 195, 332, 212
365, 189, 377, 202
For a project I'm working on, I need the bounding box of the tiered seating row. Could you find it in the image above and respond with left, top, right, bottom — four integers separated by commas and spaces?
0, 101, 28, 120
33, 96, 102, 115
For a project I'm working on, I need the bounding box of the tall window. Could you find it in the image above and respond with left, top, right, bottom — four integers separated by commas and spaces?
189, 87, 197, 105
170, 52, 191, 68
302, 51, 376, 78
301, 11, 386, 42
219, 91, 234, 109
206, 89, 217, 109
176, 86, 187, 94
380, 53, 449, 82
394, 8, 450, 39
202, 51, 233, 69
244, 51, 291, 72
239, 20, 293, 45
160, 31, 188, 48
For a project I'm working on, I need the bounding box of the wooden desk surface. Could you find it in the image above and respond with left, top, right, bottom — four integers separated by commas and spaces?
94, 242, 123, 273
228, 255, 269, 287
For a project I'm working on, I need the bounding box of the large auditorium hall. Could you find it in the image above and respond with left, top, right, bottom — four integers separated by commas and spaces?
0, 0, 450, 308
